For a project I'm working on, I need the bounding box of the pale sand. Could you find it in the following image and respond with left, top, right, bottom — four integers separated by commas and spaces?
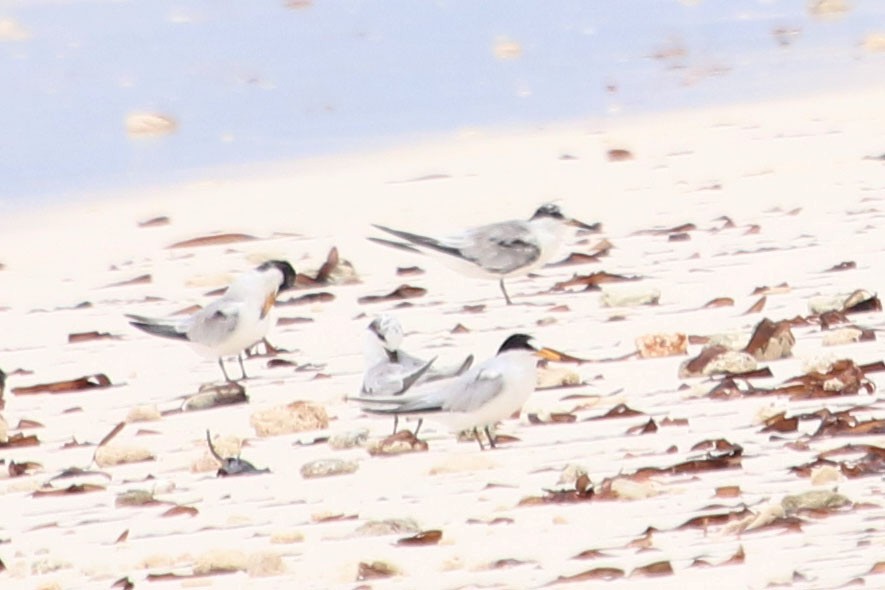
1, 86, 885, 589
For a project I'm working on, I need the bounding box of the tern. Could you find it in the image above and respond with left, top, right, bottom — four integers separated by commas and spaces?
353, 333, 561, 449
360, 314, 474, 434
371, 204, 597, 304
126, 260, 297, 382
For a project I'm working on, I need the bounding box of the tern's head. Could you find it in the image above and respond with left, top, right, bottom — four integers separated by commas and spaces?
530, 203, 598, 231
497, 333, 563, 361
368, 314, 404, 353
258, 260, 297, 292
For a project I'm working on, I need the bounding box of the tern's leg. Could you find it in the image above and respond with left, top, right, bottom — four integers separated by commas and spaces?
237, 353, 248, 380
484, 425, 497, 449
392, 415, 399, 435
218, 358, 233, 382
414, 418, 424, 437
473, 427, 485, 451
499, 279, 513, 305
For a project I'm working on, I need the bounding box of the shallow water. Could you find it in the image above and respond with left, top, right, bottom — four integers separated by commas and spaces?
1, 0, 884, 204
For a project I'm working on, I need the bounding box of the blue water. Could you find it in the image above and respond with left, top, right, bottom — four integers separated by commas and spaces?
1, 0, 883, 205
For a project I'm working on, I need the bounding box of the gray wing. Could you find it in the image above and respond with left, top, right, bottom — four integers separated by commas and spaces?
454, 221, 541, 274
362, 357, 436, 397
186, 299, 240, 346
441, 367, 505, 413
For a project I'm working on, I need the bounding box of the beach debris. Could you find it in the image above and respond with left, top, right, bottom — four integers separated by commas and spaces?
822, 327, 874, 346
744, 318, 795, 361
636, 333, 688, 358
115, 489, 159, 507
138, 216, 170, 228
251, 401, 329, 437
12, 374, 113, 395
300, 458, 358, 478
95, 444, 155, 467
277, 291, 335, 306
67, 331, 119, 343
125, 112, 178, 137
703, 297, 734, 308
104, 274, 152, 288
329, 429, 370, 450
526, 411, 578, 425
126, 405, 162, 422
190, 548, 285, 577
358, 284, 426, 304
632, 561, 673, 577
8, 460, 41, 477
842, 289, 882, 314
607, 148, 634, 162
601, 285, 661, 307
33, 483, 106, 497
354, 518, 420, 537
743, 296, 766, 314
163, 505, 199, 517
679, 346, 757, 378
554, 568, 626, 583
111, 577, 135, 589
552, 271, 641, 292
548, 240, 611, 267
206, 430, 269, 476
711, 359, 879, 400
295, 246, 359, 287
536, 366, 582, 389
168, 233, 257, 248
493, 36, 522, 60
180, 381, 248, 412
396, 530, 442, 546
396, 265, 424, 276
826, 260, 856, 272
276, 316, 313, 326
792, 444, 885, 478
357, 561, 397, 581
367, 430, 429, 456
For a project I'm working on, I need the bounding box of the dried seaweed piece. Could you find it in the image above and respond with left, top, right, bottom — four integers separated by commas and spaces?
703, 297, 734, 308
626, 419, 658, 435
551, 567, 625, 583
104, 274, 151, 288
743, 296, 766, 314
752, 283, 790, 295
526, 412, 578, 424
634, 223, 696, 236
842, 291, 882, 314
276, 316, 314, 326
586, 404, 644, 420
277, 292, 335, 306
358, 285, 426, 304
396, 266, 424, 276
178, 382, 248, 413
32, 483, 106, 497
631, 561, 673, 577
368, 430, 429, 456
607, 148, 633, 162
552, 271, 641, 292
826, 261, 856, 272
819, 310, 850, 329
138, 216, 170, 228
519, 473, 595, 506
690, 439, 743, 454
761, 412, 798, 433
168, 233, 257, 248
547, 252, 603, 267
68, 331, 119, 343
162, 505, 199, 517
0, 433, 39, 448
8, 460, 41, 477
12, 374, 112, 395
396, 530, 442, 546
744, 318, 795, 361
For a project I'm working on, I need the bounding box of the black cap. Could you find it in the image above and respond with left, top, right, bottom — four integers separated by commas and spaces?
498, 333, 536, 354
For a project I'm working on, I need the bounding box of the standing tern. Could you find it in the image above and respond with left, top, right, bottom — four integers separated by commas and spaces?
360, 314, 474, 434
126, 260, 297, 382
353, 333, 562, 450
371, 204, 597, 304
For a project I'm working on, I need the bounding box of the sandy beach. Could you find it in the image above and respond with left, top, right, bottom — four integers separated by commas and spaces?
1, 84, 885, 590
